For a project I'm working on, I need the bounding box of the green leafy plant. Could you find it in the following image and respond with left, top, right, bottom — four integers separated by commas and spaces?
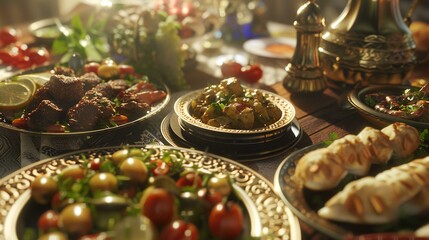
52, 15, 109, 63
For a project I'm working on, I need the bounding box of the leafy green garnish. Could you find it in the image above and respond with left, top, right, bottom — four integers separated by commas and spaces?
323, 132, 339, 146
52, 15, 108, 63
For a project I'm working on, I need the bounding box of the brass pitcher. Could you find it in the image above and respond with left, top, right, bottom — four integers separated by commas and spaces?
319, 0, 419, 85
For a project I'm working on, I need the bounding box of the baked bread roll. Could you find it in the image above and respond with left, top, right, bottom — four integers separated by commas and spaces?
381, 122, 420, 159
328, 134, 372, 176
357, 127, 393, 164
293, 148, 347, 191
416, 222, 429, 237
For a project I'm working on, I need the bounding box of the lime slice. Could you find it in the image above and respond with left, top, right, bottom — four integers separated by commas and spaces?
0, 82, 32, 111
16, 72, 51, 88
16, 77, 36, 96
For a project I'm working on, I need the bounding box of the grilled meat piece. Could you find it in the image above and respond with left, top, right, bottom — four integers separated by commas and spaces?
117, 100, 150, 119
80, 72, 102, 91
26, 100, 64, 130
25, 85, 54, 113
47, 75, 85, 108
92, 83, 116, 99
53, 66, 75, 77
67, 93, 115, 131
107, 79, 131, 96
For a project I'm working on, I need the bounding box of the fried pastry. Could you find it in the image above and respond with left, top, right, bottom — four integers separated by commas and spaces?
328, 135, 372, 176
381, 122, 420, 159
293, 148, 347, 191
357, 127, 393, 164
319, 157, 429, 224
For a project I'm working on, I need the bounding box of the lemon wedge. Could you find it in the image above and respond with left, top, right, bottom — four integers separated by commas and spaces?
16, 72, 51, 88
0, 82, 32, 111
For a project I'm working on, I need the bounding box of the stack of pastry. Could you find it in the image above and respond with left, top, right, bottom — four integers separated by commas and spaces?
294, 122, 420, 191
318, 156, 429, 223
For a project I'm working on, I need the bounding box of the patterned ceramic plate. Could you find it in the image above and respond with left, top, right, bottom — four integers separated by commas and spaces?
0, 145, 301, 240
174, 89, 296, 138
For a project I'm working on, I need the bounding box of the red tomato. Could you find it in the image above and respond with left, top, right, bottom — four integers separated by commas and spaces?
209, 201, 244, 239
12, 117, 28, 129
239, 64, 263, 83
84, 62, 100, 73
38, 210, 60, 232
28, 47, 50, 65
176, 172, 202, 188
220, 61, 242, 78
0, 27, 18, 46
89, 158, 101, 171
51, 192, 62, 210
151, 159, 171, 176
118, 64, 135, 75
159, 220, 199, 240
142, 188, 176, 226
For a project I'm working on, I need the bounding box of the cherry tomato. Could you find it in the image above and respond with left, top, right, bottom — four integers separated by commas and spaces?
12, 117, 28, 129
59, 203, 92, 237
118, 64, 135, 75
150, 159, 171, 176
31, 175, 58, 205
89, 158, 102, 171
84, 62, 100, 73
89, 172, 118, 193
51, 192, 62, 210
38, 210, 60, 232
0, 27, 18, 46
28, 47, 50, 65
141, 188, 176, 226
159, 220, 199, 240
61, 166, 84, 180
176, 172, 202, 188
239, 64, 263, 83
119, 157, 148, 184
209, 201, 244, 239
220, 61, 242, 78
198, 189, 223, 211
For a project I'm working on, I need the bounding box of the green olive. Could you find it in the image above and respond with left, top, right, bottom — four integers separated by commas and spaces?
60, 165, 84, 180
31, 175, 58, 205
59, 203, 92, 237
120, 157, 148, 184
97, 64, 119, 79
207, 174, 232, 197
38, 231, 68, 240
89, 172, 118, 193
111, 148, 145, 165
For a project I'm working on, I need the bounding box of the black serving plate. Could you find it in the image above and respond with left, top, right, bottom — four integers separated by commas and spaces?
161, 112, 302, 162
347, 84, 429, 129
274, 143, 429, 239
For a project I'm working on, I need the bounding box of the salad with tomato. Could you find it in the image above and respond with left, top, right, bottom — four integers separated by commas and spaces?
26, 147, 247, 240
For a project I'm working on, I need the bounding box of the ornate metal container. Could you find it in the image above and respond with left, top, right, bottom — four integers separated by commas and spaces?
319, 0, 417, 85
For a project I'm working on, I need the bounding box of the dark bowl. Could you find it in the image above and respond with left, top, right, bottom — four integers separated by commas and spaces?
347, 84, 429, 129
28, 18, 67, 46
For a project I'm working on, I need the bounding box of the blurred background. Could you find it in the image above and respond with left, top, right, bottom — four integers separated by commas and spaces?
0, 0, 428, 26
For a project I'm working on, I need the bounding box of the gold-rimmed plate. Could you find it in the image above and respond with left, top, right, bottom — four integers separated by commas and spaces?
174, 89, 296, 138
0, 145, 301, 240
274, 143, 429, 239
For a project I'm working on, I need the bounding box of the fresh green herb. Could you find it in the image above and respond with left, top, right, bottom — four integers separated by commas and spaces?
323, 132, 339, 146
364, 95, 377, 108
52, 15, 108, 63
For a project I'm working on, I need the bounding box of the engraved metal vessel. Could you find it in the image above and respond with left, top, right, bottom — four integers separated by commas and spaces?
319, 0, 417, 85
